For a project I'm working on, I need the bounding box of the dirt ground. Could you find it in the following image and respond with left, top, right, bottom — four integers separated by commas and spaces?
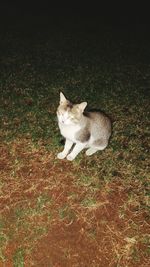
0, 138, 149, 267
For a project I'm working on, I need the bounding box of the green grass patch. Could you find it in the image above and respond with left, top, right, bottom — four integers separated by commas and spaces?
13, 248, 25, 267
14, 195, 53, 220
58, 205, 76, 221
81, 197, 97, 208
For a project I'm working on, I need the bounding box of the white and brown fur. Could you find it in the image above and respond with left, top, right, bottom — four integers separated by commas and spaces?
57, 92, 112, 161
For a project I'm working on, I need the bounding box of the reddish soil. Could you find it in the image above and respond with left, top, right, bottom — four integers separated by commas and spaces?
0, 139, 149, 267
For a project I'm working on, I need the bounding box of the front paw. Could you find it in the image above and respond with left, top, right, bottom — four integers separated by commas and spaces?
57, 152, 66, 159
66, 154, 75, 161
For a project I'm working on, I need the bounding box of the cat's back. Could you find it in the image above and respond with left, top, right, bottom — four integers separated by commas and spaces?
84, 111, 111, 136
85, 111, 110, 124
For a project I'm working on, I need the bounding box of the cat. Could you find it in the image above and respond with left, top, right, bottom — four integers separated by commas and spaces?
57, 92, 112, 161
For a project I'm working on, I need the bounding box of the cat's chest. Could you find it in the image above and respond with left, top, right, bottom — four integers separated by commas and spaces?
59, 123, 80, 141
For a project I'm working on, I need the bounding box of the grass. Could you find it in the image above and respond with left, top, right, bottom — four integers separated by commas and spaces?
58, 205, 76, 221
0, 15, 150, 266
13, 248, 25, 267
81, 197, 97, 208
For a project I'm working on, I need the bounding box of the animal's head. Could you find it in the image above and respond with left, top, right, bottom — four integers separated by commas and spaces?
57, 92, 87, 125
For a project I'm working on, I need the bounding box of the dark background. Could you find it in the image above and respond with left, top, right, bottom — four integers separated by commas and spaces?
1, 1, 150, 26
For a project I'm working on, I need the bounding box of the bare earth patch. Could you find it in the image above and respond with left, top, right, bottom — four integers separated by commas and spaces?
0, 137, 149, 267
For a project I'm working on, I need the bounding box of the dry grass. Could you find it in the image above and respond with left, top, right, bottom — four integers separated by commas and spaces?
0, 17, 150, 266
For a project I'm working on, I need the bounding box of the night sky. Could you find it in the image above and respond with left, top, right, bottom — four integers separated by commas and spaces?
1, 1, 150, 27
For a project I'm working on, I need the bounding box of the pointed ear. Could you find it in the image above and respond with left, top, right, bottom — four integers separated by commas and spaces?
60, 92, 67, 104
78, 102, 87, 112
